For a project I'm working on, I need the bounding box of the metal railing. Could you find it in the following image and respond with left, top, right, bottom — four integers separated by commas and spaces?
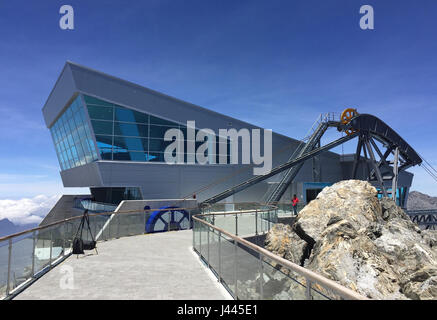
0, 206, 196, 300
406, 209, 437, 229
192, 205, 368, 300
275, 202, 304, 216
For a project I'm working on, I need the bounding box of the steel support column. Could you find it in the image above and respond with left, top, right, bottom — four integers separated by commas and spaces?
392, 147, 400, 203
364, 138, 388, 197
352, 136, 363, 179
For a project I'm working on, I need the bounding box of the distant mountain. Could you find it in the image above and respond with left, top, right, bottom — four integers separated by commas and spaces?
407, 191, 437, 210
0, 219, 38, 238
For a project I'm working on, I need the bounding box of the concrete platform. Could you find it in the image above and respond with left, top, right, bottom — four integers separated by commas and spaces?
14, 230, 231, 300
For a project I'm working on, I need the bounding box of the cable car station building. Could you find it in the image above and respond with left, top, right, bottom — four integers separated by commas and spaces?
41, 62, 417, 222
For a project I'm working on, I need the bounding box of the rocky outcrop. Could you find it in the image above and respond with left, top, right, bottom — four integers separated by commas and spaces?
264, 223, 308, 266
265, 180, 437, 300
237, 270, 308, 300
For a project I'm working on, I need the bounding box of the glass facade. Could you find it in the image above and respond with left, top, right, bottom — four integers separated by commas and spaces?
50, 95, 98, 170
50, 93, 231, 171
90, 187, 142, 205
83, 95, 231, 163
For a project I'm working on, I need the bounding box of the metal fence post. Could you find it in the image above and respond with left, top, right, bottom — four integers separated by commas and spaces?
63, 223, 66, 257
192, 219, 195, 249
255, 210, 258, 236
117, 214, 120, 238
94, 219, 98, 239
6, 238, 12, 296
207, 226, 210, 268
235, 214, 238, 236
218, 231, 222, 283
49, 230, 53, 269
199, 222, 202, 257
259, 253, 263, 299
305, 278, 313, 300
234, 239, 238, 298
268, 211, 271, 230
31, 231, 36, 277
188, 210, 192, 230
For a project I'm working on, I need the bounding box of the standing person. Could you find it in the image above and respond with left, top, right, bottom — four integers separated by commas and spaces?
292, 194, 299, 216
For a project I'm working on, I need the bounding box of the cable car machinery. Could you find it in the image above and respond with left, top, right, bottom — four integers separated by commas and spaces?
200, 108, 423, 208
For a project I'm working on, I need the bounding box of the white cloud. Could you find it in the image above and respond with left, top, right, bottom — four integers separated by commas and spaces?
0, 195, 61, 225
0, 178, 90, 199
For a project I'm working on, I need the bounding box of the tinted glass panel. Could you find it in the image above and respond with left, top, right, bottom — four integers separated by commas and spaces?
95, 135, 113, 149
112, 150, 130, 161
81, 95, 231, 164
91, 120, 113, 135
100, 149, 113, 160
150, 115, 178, 127
84, 95, 113, 107
90, 187, 142, 205
149, 139, 172, 152
129, 152, 149, 162
148, 152, 165, 162
150, 125, 173, 139
49, 95, 99, 170
87, 105, 113, 120
113, 136, 147, 151
114, 122, 148, 137
115, 107, 148, 123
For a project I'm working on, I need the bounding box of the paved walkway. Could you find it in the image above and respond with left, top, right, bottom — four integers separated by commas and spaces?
15, 230, 231, 300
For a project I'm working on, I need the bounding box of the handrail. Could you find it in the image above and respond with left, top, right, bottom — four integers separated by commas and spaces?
0, 201, 277, 242
1, 202, 197, 299
200, 208, 277, 217
0, 205, 198, 242
192, 213, 368, 300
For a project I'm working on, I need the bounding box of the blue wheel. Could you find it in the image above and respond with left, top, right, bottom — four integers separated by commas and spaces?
145, 206, 191, 233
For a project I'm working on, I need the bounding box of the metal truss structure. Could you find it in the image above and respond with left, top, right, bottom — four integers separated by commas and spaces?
406, 209, 437, 230
200, 109, 423, 207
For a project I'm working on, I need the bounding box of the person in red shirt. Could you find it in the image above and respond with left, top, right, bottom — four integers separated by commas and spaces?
292, 194, 299, 216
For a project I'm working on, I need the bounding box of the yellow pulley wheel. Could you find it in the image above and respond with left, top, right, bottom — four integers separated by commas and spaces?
340, 108, 358, 136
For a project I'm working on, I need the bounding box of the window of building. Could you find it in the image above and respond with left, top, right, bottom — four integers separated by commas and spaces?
90, 187, 142, 205
49, 95, 98, 170
83, 95, 231, 164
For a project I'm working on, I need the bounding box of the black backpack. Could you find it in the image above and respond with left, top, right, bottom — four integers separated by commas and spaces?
72, 237, 84, 254
72, 210, 98, 256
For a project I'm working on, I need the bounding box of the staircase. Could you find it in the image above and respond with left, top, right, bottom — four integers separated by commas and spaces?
262, 113, 331, 204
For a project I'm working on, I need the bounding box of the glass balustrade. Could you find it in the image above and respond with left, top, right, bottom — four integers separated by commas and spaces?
0, 206, 195, 300
193, 204, 364, 300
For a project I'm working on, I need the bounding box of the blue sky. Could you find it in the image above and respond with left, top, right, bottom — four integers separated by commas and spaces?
0, 0, 437, 200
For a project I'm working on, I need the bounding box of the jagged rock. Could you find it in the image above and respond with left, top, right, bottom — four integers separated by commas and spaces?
295, 180, 381, 243
265, 180, 437, 300
422, 230, 437, 250
306, 219, 405, 299
264, 223, 307, 266
236, 270, 307, 300
401, 266, 437, 300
